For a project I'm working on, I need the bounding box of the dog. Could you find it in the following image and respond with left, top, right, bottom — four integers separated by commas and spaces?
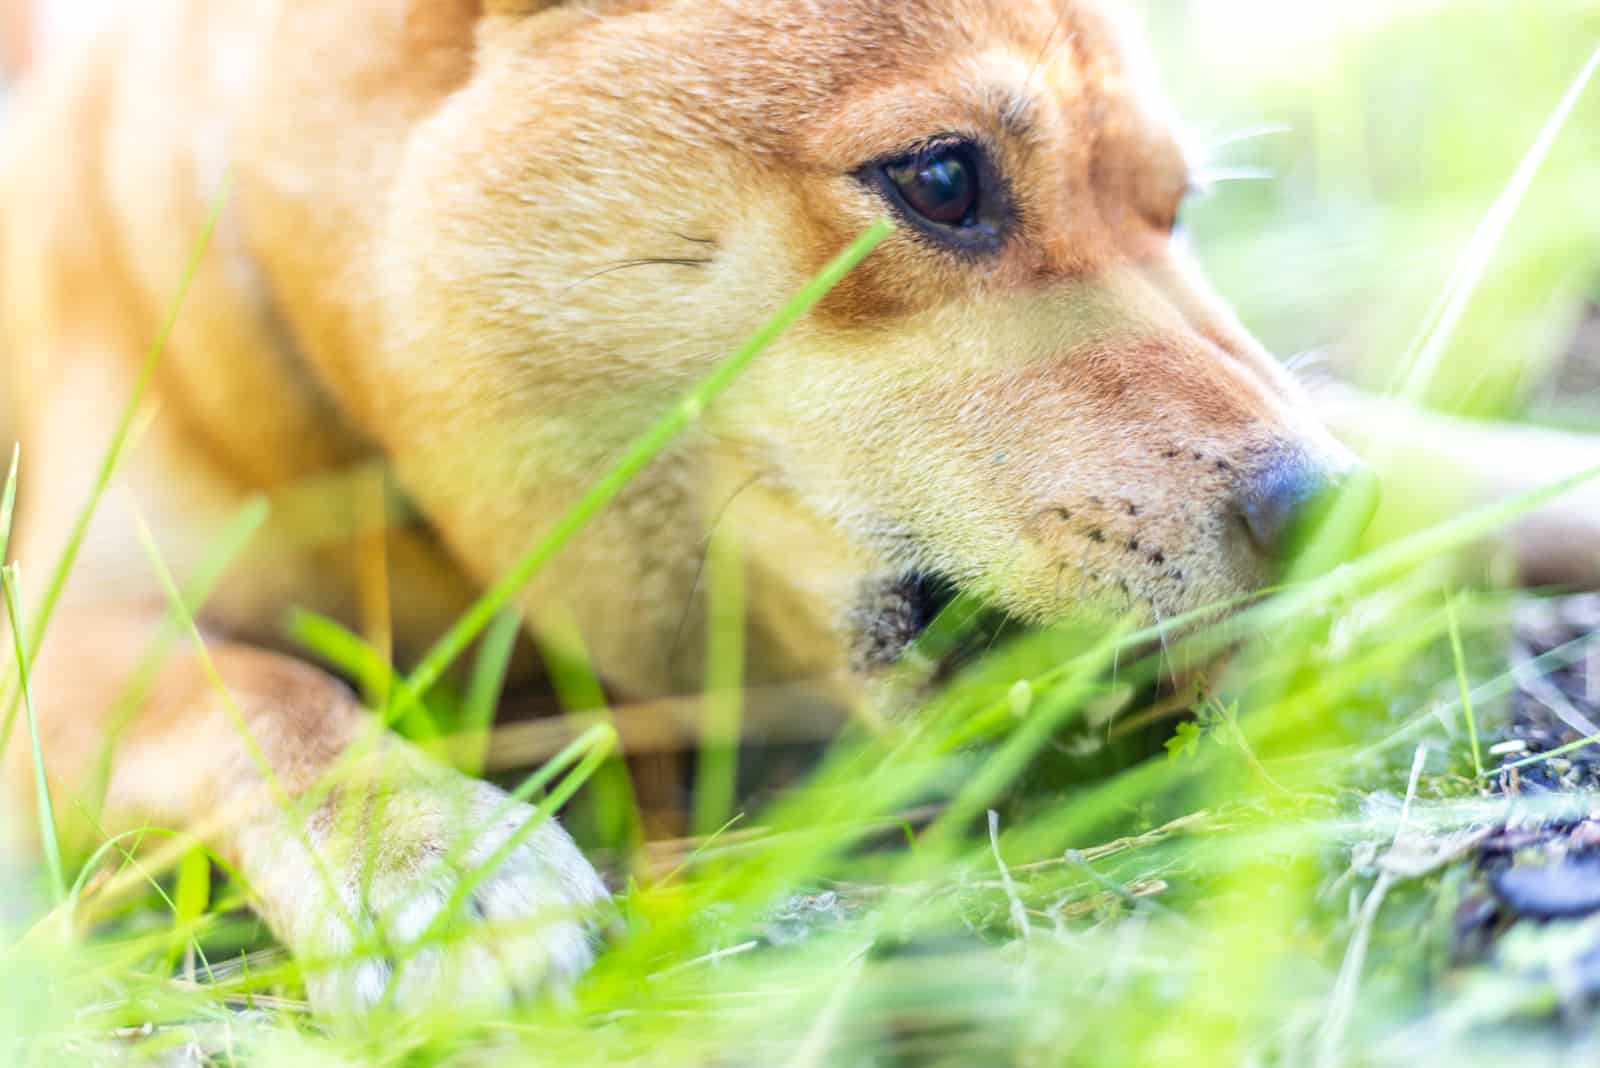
2, 0, 1597, 1014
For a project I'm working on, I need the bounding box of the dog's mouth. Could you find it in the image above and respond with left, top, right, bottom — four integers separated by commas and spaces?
847, 570, 1021, 682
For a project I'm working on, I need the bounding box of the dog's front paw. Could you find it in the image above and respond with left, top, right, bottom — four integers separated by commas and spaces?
244, 770, 609, 1016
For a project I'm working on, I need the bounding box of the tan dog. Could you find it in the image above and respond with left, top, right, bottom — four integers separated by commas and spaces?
0, 0, 1596, 1013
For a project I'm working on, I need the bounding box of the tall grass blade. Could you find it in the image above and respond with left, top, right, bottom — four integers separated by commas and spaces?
0, 445, 20, 753
378, 724, 618, 1008
287, 609, 440, 742
1445, 590, 1484, 777
1394, 46, 1600, 404
0, 184, 228, 734
83, 496, 271, 827
0, 443, 18, 569
3, 565, 64, 902
131, 511, 362, 941
461, 608, 522, 776
694, 525, 744, 839
533, 602, 643, 855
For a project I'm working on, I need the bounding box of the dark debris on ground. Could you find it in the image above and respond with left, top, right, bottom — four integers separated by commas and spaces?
1448, 594, 1600, 1012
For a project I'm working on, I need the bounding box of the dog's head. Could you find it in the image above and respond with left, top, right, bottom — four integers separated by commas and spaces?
369, 0, 1362, 683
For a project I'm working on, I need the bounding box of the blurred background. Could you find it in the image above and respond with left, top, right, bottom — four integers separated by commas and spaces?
1150, 0, 1600, 425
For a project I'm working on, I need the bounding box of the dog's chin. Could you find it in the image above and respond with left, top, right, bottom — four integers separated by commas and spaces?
847, 570, 1026, 684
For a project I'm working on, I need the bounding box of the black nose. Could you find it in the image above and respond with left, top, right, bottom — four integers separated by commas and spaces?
1238, 449, 1375, 560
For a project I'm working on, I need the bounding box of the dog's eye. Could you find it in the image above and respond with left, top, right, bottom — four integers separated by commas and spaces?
884, 146, 980, 227
862, 139, 1007, 253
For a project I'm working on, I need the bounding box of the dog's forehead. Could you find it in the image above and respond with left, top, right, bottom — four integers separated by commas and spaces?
745, 0, 1137, 82
737, 0, 1113, 50
686, 0, 1174, 154
710, 0, 1177, 167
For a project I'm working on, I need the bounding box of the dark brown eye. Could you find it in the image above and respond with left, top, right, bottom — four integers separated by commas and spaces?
860, 139, 1008, 254
884, 145, 980, 227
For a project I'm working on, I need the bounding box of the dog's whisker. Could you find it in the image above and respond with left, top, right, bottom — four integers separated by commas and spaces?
1024, 3, 1076, 95
982, 613, 1012, 657
667, 472, 766, 671
562, 257, 714, 296
1284, 346, 1333, 376
1151, 599, 1180, 690
1186, 125, 1288, 194
1192, 165, 1275, 189
1201, 122, 1295, 153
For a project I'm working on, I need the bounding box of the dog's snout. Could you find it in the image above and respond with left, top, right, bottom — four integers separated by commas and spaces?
1237, 448, 1376, 561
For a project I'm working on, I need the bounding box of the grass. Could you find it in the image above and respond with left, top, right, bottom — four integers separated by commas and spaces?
0, 447, 63, 905
6, 1, 1600, 1065
1447, 591, 1486, 778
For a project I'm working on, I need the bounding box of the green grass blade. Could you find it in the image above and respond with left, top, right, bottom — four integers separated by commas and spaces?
163, 843, 212, 976
0, 184, 228, 737
460, 608, 522, 776
533, 602, 643, 855
1445, 590, 1483, 778
463, 608, 521, 723
3, 564, 65, 903
287, 609, 439, 742
467, 723, 617, 896
378, 724, 618, 1008
82, 496, 271, 828
1394, 45, 1600, 404
130, 511, 363, 943
693, 525, 745, 839
0, 445, 20, 755
0, 443, 19, 569
1486, 726, 1600, 778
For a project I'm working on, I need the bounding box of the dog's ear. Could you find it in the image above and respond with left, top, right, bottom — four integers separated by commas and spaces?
407, 0, 618, 76
416, 0, 579, 21
408, 0, 585, 43
405, 0, 560, 65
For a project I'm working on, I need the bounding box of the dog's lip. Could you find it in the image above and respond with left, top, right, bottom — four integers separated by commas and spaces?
901, 570, 962, 637
851, 568, 1022, 678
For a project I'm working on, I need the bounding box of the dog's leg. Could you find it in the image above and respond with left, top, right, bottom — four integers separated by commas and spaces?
1317, 382, 1600, 585
6, 601, 608, 1014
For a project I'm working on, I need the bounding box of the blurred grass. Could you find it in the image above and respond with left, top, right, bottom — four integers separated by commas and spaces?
5, 1, 1600, 1065
1160, 1, 1600, 419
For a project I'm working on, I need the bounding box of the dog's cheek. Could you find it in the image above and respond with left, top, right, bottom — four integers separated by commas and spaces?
767, 176, 987, 330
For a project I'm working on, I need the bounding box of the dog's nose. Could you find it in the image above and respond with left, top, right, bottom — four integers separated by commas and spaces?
1237, 448, 1376, 560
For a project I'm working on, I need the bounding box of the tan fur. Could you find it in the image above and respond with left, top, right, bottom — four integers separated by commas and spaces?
1, 0, 1596, 1012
